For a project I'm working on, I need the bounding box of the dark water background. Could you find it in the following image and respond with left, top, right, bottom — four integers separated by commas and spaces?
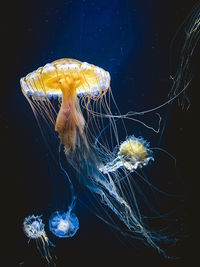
1, 0, 199, 266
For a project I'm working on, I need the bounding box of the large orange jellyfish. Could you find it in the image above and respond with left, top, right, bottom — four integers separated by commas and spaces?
20, 58, 111, 155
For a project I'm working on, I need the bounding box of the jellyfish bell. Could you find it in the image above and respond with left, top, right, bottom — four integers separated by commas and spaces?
20, 58, 110, 154
118, 136, 154, 170
23, 215, 45, 239
49, 210, 79, 238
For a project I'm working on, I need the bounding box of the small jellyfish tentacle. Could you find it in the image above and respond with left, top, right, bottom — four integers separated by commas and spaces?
64, 138, 165, 252
89, 170, 165, 254
100, 156, 123, 173
36, 237, 53, 264
58, 143, 76, 203
169, 1, 200, 107
82, 134, 175, 257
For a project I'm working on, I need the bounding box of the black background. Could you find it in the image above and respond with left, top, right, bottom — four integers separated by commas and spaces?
1, 0, 199, 266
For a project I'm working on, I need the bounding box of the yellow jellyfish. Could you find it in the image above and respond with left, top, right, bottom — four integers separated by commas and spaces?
20, 58, 110, 154
100, 135, 153, 173
118, 136, 153, 170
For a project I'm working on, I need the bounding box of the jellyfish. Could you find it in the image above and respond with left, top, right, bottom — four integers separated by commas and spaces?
23, 215, 54, 264
49, 210, 79, 238
49, 196, 79, 240
20, 59, 177, 258
100, 135, 154, 174
20, 58, 110, 155
49, 165, 79, 239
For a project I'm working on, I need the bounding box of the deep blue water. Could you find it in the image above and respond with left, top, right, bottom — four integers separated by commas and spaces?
1, 0, 199, 266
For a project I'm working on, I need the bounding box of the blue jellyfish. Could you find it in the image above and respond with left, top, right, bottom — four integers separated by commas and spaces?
49, 209, 79, 238
49, 158, 79, 239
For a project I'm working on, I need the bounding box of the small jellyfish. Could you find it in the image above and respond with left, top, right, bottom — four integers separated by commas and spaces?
49, 160, 79, 239
101, 135, 153, 173
23, 215, 54, 264
49, 176, 79, 239
49, 211, 79, 238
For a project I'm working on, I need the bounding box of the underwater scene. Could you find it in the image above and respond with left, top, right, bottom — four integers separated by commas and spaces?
1, 0, 199, 266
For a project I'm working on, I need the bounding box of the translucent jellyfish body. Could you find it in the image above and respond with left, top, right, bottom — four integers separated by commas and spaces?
101, 135, 154, 173
49, 210, 79, 238
23, 215, 54, 264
